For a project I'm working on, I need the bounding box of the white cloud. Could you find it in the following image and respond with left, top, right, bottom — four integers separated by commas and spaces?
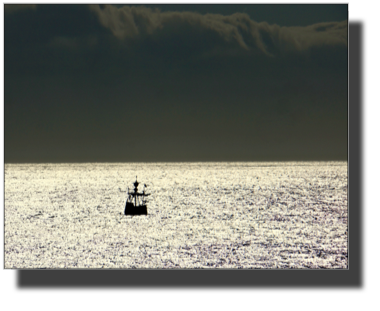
89, 4, 347, 56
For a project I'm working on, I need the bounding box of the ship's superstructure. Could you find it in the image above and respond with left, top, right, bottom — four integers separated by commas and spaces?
124, 177, 150, 216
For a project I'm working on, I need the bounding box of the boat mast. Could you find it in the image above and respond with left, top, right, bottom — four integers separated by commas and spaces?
134, 176, 138, 207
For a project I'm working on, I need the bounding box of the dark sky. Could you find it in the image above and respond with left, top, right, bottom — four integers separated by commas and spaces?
4, 4, 348, 163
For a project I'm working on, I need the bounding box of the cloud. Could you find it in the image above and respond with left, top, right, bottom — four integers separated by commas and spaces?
5, 4, 347, 162
89, 4, 347, 56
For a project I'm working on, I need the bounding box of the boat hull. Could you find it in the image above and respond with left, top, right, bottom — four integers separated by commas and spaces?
124, 202, 148, 216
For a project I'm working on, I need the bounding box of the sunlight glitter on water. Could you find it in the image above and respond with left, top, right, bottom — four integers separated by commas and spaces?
5, 162, 347, 269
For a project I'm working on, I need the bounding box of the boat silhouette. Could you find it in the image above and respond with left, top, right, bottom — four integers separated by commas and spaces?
124, 177, 150, 216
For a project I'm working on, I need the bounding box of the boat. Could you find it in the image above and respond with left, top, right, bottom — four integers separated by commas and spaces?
124, 177, 150, 216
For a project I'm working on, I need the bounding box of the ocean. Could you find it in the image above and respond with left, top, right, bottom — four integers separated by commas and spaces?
4, 162, 348, 269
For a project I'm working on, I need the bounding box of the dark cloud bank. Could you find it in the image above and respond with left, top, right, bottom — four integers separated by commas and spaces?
5, 4, 348, 162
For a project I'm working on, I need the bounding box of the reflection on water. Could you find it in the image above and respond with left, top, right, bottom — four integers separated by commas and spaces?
5, 162, 347, 269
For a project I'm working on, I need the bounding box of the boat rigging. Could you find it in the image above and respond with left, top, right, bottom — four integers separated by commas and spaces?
124, 177, 150, 216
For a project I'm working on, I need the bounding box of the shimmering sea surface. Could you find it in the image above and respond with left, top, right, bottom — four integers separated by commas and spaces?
5, 162, 348, 269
